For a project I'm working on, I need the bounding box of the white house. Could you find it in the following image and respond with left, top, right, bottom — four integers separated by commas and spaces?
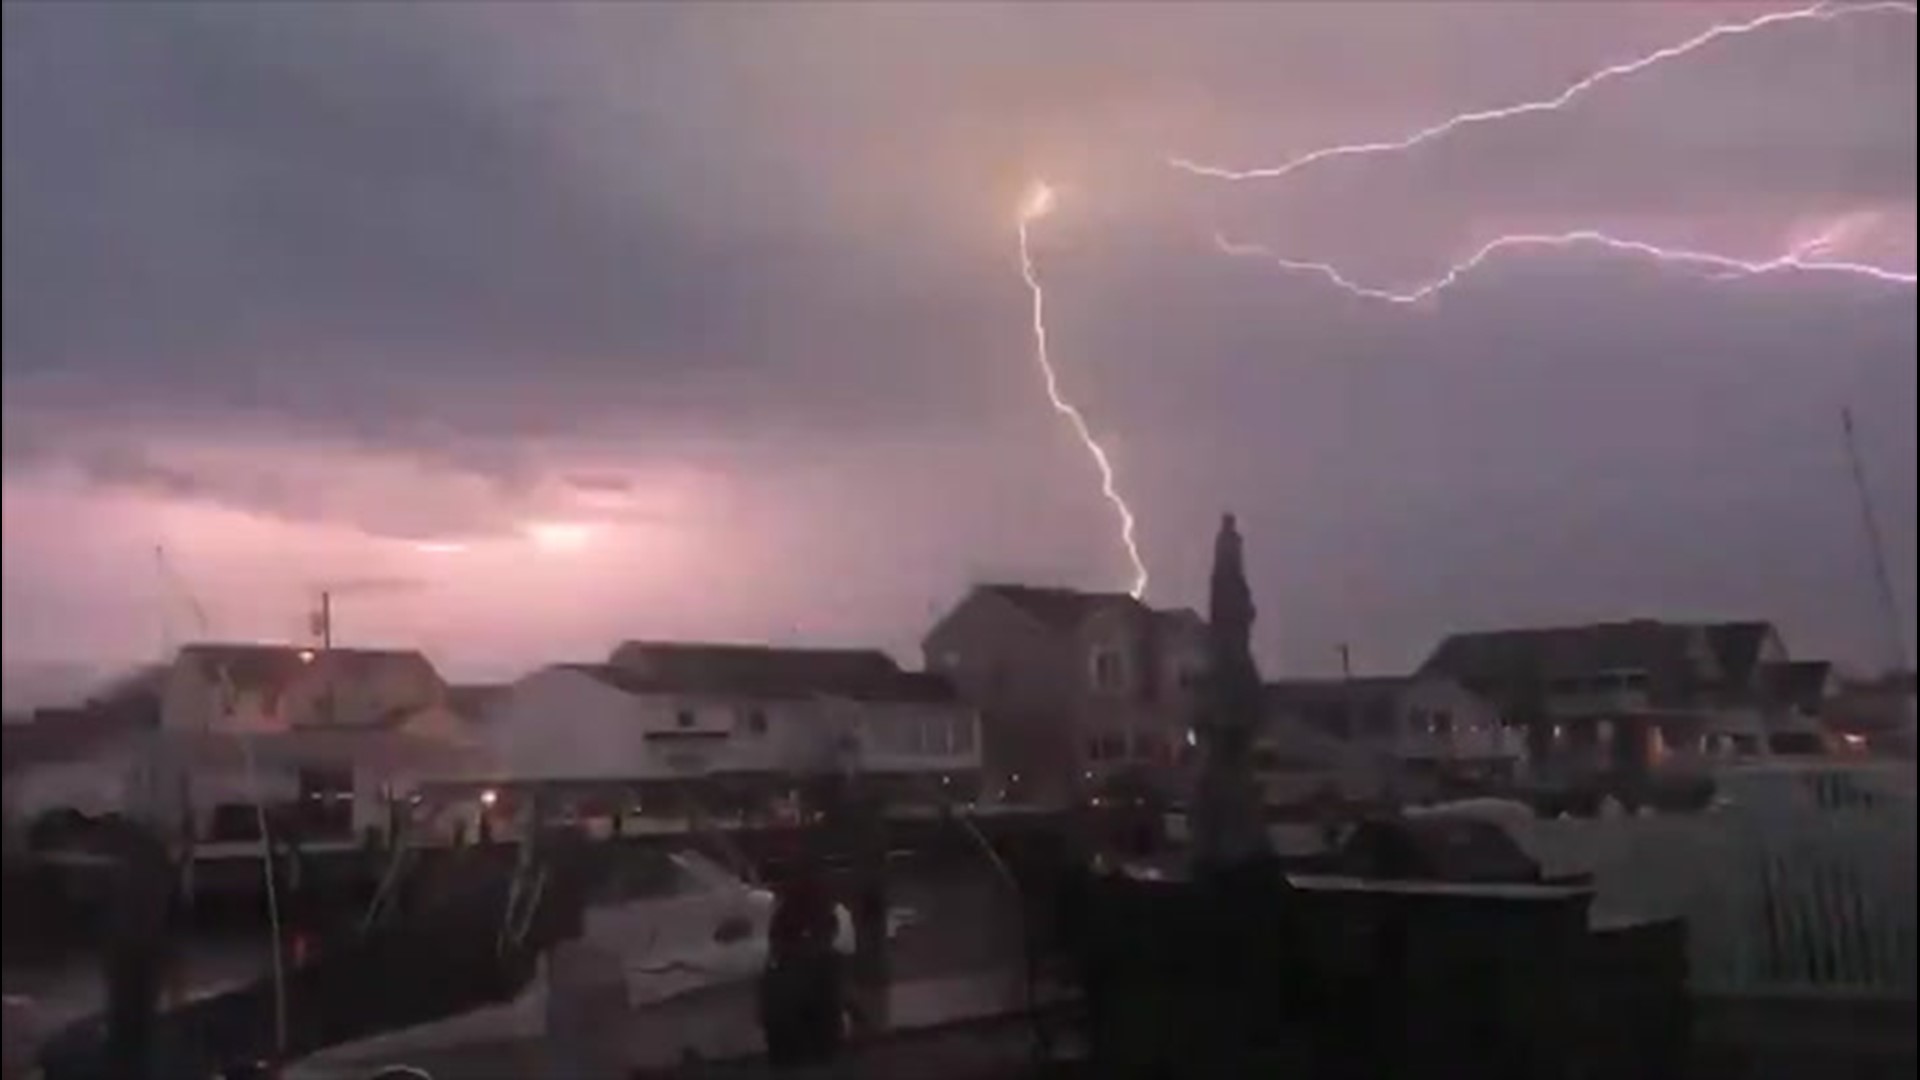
1257, 674, 1525, 806
471, 642, 981, 820
131, 643, 477, 844
1420, 619, 1845, 780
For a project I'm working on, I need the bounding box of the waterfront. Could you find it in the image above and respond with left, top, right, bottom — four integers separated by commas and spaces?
2, 850, 1026, 1077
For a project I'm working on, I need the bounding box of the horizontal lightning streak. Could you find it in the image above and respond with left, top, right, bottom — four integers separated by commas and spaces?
1212, 228, 1918, 306
1170, 1, 1918, 183
1018, 183, 1151, 600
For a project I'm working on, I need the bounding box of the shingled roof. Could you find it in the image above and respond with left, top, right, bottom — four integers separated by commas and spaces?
446, 683, 511, 722
1705, 622, 1775, 686
975, 584, 1144, 631
0, 695, 159, 774
1421, 618, 1792, 709
597, 641, 958, 703
1762, 660, 1833, 712
177, 643, 438, 697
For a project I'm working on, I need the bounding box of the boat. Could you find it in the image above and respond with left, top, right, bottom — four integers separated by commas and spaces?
281, 846, 815, 1079
32, 835, 837, 1080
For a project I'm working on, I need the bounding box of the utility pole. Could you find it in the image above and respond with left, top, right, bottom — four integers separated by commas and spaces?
311, 589, 333, 652
312, 590, 336, 728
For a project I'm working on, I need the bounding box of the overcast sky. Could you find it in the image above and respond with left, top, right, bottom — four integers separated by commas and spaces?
4, 1, 1914, 688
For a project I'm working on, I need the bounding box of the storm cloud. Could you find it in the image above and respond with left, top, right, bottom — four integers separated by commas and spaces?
3, 2, 1913, 679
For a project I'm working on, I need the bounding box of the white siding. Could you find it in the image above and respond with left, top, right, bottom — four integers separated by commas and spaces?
853, 702, 981, 774
478, 668, 978, 784
485, 668, 647, 781
1394, 677, 1520, 762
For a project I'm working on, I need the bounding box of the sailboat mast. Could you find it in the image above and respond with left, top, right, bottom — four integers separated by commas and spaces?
1840, 407, 1912, 684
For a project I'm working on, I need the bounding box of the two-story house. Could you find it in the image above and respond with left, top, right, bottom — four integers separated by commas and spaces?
921, 584, 1209, 803
1258, 674, 1523, 805
474, 641, 980, 823
138, 642, 478, 844
1420, 619, 1838, 783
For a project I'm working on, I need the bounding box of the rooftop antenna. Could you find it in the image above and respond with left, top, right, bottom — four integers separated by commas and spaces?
1840, 408, 1911, 686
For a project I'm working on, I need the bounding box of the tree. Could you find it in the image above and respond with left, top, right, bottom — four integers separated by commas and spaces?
1190, 513, 1274, 869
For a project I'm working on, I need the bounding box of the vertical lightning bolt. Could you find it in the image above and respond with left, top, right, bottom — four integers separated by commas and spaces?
1170, 1, 1917, 183
1017, 181, 1151, 600
1212, 226, 1917, 305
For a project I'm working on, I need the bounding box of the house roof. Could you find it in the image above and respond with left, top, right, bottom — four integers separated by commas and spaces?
446, 683, 510, 722
176, 643, 438, 697
1, 697, 158, 774
975, 584, 1144, 631
1705, 622, 1776, 685
591, 642, 959, 703
1762, 660, 1832, 710
1424, 620, 1705, 680
1264, 677, 1409, 734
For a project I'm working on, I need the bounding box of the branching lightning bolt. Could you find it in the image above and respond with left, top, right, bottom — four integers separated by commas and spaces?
1017, 181, 1151, 600
1213, 227, 1917, 306
1170, 1, 1918, 183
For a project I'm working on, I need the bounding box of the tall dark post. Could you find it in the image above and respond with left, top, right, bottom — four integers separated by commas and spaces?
1191, 513, 1272, 869
98, 820, 178, 1080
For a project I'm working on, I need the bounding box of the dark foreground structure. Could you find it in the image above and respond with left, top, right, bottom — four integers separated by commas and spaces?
1055, 514, 1689, 1080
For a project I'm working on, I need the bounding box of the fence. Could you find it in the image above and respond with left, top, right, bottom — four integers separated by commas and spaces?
1514, 764, 1916, 997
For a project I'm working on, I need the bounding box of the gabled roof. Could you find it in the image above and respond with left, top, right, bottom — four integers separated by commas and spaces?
591, 641, 959, 703
176, 643, 438, 697
1763, 660, 1832, 711
1, 698, 158, 774
1423, 620, 1703, 681
1705, 622, 1777, 685
446, 683, 510, 722
974, 584, 1145, 632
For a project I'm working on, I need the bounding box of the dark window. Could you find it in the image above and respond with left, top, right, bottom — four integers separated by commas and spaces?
742, 708, 768, 735
1768, 732, 1826, 756
1087, 737, 1105, 761
1092, 650, 1125, 690
296, 766, 354, 838
1432, 710, 1454, 736
208, 803, 264, 843
1131, 731, 1160, 760
676, 709, 696, 729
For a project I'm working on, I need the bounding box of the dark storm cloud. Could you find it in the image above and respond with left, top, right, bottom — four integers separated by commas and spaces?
3, 2, 1914, 673
1, 2, 1009, 452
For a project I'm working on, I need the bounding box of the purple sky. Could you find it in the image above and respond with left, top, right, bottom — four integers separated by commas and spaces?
3, 2, 1914, 690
